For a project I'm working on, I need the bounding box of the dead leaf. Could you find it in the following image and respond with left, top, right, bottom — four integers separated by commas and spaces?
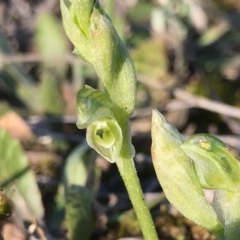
1, 219, 27, 240
0, 111, 33, 140
62, 82, 77, 115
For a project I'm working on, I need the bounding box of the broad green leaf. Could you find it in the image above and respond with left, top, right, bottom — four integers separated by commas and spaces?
64, 142, 90, 188
65, 185, 94, 240
39, 71, 65, 115
35, 12, 68, 75
0, 129, 44, 221
47, 184, 66, 233
64, 141, 100, 194
36, 12, 67, 115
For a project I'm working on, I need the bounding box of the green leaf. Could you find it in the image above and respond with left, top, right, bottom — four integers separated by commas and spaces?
0, 129, 44, 221
35, 12, 68, 75
47, 184, 65, 233
151, 110, 224, 238
181, 134, 240, 191
65, 185, 94, 240
39, 71, 65, 115
64, 142, 90, 188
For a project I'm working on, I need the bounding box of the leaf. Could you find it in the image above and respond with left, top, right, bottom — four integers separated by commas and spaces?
0, 129, 44, 221
63, 143, 99, 240
39, 71, 65, 115
47, 184, 65, 233
36, 13, 68, 115
65, 185, 94, 240
63, 142, 90, 188
35, 12, 68, 75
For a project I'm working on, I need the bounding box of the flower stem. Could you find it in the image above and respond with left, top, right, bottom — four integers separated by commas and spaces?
115, 121, 159, 240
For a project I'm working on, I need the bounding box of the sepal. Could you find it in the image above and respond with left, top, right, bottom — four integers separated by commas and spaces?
181, 134, 240, 191
76, 85, 114, 129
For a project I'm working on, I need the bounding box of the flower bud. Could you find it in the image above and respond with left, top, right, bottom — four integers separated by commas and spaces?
76, 86, 122, 163
60, 0, 94, 63
61, 0, 136, 118
151, 110, 224, 236
89, 6, 136, 118
181, 134, 240, 191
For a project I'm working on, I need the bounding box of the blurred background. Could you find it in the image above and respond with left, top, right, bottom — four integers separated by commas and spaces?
0, 0, 240, 239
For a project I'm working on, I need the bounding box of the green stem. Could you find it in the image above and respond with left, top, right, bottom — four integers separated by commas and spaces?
115, 120, 159, 240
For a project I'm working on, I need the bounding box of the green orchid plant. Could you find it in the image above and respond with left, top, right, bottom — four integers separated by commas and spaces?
60, 1, 240, 239
60, 0, 157, 239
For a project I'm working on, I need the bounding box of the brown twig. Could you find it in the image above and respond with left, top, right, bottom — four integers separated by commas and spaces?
137, 74, 240, 120
0, 53, 86, 65
173, 88, 240, 119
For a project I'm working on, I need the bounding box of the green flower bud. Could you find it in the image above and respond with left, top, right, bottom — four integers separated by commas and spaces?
60, 0, 136, 119
181, 134, 240, 191
151, 110, 224, 237
89, 6, 136, 118
60, 0, 94, 63
76, 86, 122, 163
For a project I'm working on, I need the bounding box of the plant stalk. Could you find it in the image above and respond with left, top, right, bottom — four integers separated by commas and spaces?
116, 120, 159, 240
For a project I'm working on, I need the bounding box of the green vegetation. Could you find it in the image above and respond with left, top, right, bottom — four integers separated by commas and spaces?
0, 0, 240, 239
